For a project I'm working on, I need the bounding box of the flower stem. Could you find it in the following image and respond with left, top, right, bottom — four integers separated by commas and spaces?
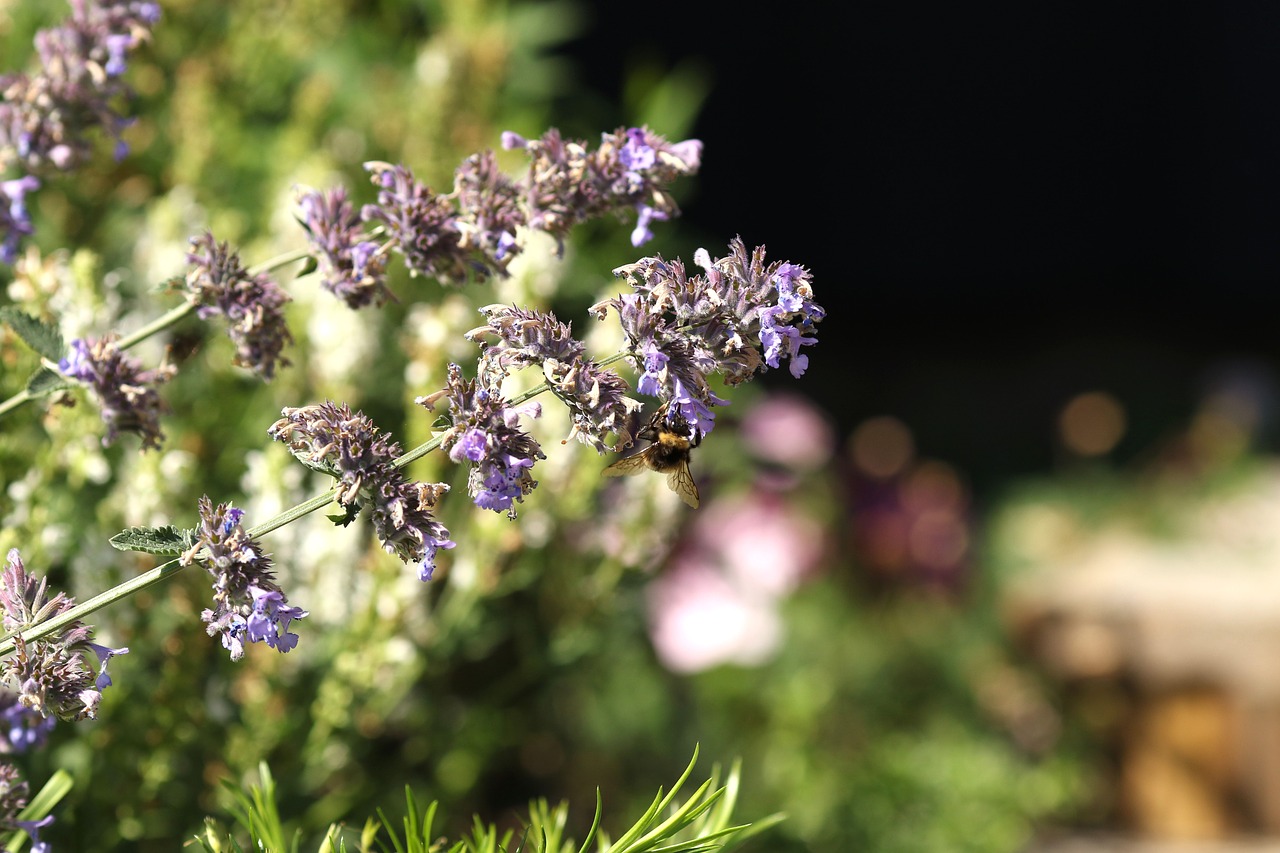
0, 388, 36, 419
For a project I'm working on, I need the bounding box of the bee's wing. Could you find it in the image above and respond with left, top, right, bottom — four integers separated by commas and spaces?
666, 461, 700, 508
602, 449, 652, 477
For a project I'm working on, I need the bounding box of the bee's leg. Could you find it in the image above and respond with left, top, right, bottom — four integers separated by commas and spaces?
691, 428, 703, 448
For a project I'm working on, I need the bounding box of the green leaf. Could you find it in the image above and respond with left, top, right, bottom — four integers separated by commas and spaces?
0, 307, 65, 361
25, 367, 73, 396
110, 525, 198, 556
295, 254, 318, 278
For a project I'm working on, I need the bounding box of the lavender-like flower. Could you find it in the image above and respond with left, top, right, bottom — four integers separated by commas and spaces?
593, 237, 824, 434
502, 125, 702, 251
361, 162, 472, 285
58, 334, 175, 450
418, 362, 545, 518
0, 693, 55, 754
0, 175, 39, 264
185, 232, 294, 380
465, 305, 643, 453
0, 0, 160, 173
296, 185, 393, 309
268, 402, 455, 580
0, 0, 160, 262
181, 498, 307, 661
299, 126, 698, 296
0, 549, 129, 722
450, 149, 525, 277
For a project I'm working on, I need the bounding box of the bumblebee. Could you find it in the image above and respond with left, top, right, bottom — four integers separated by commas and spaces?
603, 405, 701, 508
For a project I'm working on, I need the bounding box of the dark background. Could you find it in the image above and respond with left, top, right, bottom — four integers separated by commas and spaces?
563, 2, 1280, 499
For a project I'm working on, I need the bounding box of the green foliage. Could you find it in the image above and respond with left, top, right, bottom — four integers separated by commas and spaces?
191, 752, 768, 853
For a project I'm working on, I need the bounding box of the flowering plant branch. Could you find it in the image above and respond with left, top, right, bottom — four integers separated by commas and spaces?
0, 0, 825, 846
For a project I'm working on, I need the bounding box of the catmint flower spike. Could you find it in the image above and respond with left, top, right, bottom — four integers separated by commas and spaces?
268, 403, 455, 580
182, 498, 308, 661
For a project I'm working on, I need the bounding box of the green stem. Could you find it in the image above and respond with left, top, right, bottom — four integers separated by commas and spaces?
0, 388, 36, 418
114, 300, 197, 351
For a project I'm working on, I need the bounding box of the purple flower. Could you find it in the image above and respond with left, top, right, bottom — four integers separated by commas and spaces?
361, 161, 472, 284
451, 149, 525, 277
421, 363, 546, 517
296, 185, 393, 308
269, 403, 455, 579
182, 497, 309, 661
0, 175, 39, 264
369, 480, 456, 581
0, 695, 55, 753
0, 0, 161, 175
593, 237, 823, 432
465, 305, 643, 452
84, 642, 128, 690
245, 586, 306, 652
186, 232, 294, 380
15, 814, 53, 853
638, 341, 669, 397
505, 125, 701, 252
0, 549, 128, 722
630, 204, 669, 248
58, 335, 175, 450
619, 127, 657, 173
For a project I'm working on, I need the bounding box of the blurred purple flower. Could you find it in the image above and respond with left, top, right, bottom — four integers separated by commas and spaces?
646, 491, 826, 673
740, 392, 836, 470
0, 549, 128, 721
296, 185, 392, 308
58, 335, 175, 450
0, 0, 160, 174
186, 231, 294, 380
0, 175, 39, 264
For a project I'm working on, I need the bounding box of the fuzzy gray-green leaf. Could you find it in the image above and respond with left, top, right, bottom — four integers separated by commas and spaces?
0, 307, 65, 361
110, 525, 198, 555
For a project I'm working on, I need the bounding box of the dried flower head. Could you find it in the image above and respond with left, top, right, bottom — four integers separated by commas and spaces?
268, 402, 455, 580
181, 497, 307, 661
58, 334, 175, 450
465, 304, 643, 452
0, 549, 128, 722
185, 231, 294, 379
418, 362, 546, 518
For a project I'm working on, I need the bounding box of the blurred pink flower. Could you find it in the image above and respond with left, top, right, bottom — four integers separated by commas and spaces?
694, 491, 825, 596
646, 490, 827, 672
740, 392, 836, 470
647, 554, 782, 673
